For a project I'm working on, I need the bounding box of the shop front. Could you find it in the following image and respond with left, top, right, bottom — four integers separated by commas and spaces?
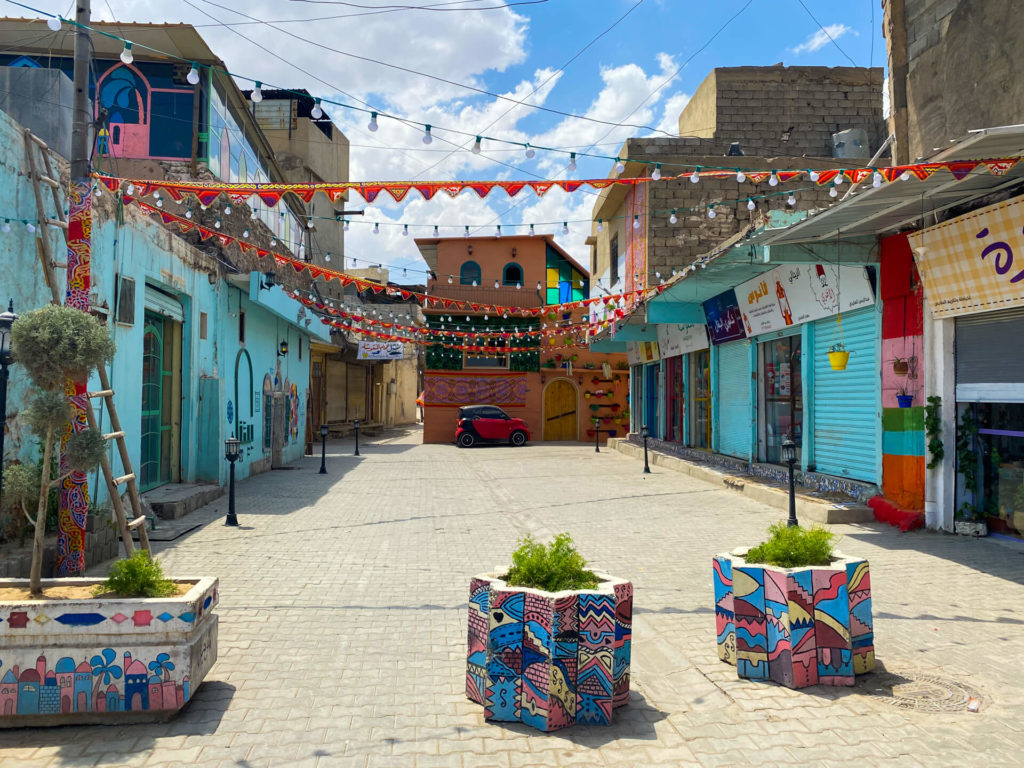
910, 195, 1024, 534
656, 324, 710, 446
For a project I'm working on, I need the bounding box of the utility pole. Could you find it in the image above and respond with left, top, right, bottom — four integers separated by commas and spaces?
70, 0, 91, 182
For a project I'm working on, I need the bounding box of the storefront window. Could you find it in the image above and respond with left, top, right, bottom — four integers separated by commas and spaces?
961, 402, 1024, 534
691, 349, 711, 448
666, 356, 684, 442
761, 336, 803, 463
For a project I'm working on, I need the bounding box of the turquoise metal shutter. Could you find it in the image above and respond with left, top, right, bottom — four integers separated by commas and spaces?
718, 340, 751, 459
812, 306, 880, 482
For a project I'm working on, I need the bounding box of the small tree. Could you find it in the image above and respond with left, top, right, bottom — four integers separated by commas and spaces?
9, 305, 114, 595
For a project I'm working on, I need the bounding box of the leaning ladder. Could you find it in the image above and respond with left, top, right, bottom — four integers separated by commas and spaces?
23, 129, 151, 557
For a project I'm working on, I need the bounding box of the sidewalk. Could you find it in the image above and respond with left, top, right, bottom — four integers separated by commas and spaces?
3, 426, 1023, 767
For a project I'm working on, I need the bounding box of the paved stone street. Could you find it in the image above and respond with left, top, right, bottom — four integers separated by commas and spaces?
4, 427, 1024, 767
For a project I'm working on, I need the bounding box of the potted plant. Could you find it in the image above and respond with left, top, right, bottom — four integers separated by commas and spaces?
0, 307, 219, 725
615, 361, 629, 371
924, 396, 944, 470
895, 385, 914, 408
467, 534, 632, 732
583, 362, 596, 370
827, 343, 849, 371
954, 503, 988, 537
891, 357, 910, 376
713, 523, 873, 688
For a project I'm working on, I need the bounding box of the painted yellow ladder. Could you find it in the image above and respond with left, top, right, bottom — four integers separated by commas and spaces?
23, 129, 151, 557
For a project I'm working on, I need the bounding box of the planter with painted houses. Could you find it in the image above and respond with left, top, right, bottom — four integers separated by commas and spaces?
712, 550, 873, 688
0, 577, 218, 726
466, 570, 632, 731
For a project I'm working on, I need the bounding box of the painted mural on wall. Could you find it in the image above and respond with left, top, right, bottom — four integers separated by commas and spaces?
623, 185, 648, 309
0, 648, 191, 716
467, 572, 632, 732
289, 382, 299, 442
713, 553, 874, 688
735, 264, 876, 336
424, 372, 528, 407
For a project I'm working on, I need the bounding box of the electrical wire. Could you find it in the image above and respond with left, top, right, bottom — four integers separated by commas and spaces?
794, 0, 857, 67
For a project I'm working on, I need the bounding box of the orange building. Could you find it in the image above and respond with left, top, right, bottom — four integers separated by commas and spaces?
416, 234, 628, 445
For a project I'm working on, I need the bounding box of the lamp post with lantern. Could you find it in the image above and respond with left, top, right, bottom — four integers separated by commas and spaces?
224, 435, 240, 527
781, 436, 799, 527
641, 424, 651, 474
318, 423, 329, 474
0, 300, 16, 505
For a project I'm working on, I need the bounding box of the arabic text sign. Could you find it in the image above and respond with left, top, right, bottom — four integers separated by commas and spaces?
703, 289, 747, 345
357, 341, 404, 360
908, 196, 1024, 318
656, 323, 709, 358
735, 264, 875, 335
626, 341, 661, 365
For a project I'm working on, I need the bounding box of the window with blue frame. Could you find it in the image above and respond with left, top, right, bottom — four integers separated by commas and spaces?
460, 260, 481, 285
502, 262, 523, 286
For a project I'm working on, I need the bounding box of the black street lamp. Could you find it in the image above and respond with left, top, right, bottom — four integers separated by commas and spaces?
319, 423, 329, 474
224, 435, 240, 527
0, 299, 16, 506
781, 436, 798, 527
594, 418, 601, 453
641, 424, 651, 474
353, 418, 360, 456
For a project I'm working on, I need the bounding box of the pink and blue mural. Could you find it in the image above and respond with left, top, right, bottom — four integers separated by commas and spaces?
467, 572, 632, 731
713, 553, 874, 688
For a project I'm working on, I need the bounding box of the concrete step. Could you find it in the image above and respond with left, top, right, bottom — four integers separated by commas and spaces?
144, 483, 225, 520
607, 438, 873, 525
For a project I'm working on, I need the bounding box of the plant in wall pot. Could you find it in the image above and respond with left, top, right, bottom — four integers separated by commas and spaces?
713, 523, 874, 688
827, 342, 849, 371
891, 357, 910, 376
895, 385, 914, 409
466, 534, 632, 731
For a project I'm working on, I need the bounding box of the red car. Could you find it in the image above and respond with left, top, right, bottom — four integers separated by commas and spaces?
456, 405, 530, 448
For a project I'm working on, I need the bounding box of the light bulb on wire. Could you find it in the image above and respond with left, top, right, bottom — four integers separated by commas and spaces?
463, 226, 469, 238
690, 167, 700, 184
596, 219, 604, 232
809, 169, 820, 182
707, 205, 716, 219
561, 222, 569, 236
186, 63, 200, 85
614, 158, 625, 174
652, 164, 662, 181
829, 183, 838, 198
524, 144, 535, 159
669, 210, 678, 225
736, 170, 746, 183
769, 171, 779, 187
787, 193, 796, 206
47, 15, 61, 31
402, 224, 409, 237
422, 125, 433, 144
747, 198, 755, 211
120, 41, 133, 64
251, 82, 263, 102
373, 222, 379, 234
872, 170, 883, 188
528, 224, 535, 236
834, 172, 844, 186
367, 112, 378, 132
311, 99, 324, 120
633, 215, 640, 230
568, 153, 577, 172
471, 136, 482, 154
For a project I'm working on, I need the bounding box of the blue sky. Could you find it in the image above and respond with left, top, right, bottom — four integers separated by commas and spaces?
37, 0, 888, 278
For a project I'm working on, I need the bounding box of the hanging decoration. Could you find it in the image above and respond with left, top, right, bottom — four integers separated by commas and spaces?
95, 158, 1022, 208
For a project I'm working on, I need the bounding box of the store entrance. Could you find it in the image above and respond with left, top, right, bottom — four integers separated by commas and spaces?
759, 336, 803, 464
957, 402, 1024, 534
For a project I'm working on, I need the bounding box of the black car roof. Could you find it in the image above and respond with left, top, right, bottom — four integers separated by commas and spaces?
459, 405, 502, 412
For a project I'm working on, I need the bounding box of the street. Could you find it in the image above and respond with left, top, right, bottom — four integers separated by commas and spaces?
3, 427, 1023, 767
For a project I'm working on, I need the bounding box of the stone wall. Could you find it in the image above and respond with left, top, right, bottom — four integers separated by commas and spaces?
0, 512, 120, 578
884, 0, 1024, 163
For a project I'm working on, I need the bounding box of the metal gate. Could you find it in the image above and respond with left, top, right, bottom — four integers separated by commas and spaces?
812, 306, 880, 482
718, 340, 751, 460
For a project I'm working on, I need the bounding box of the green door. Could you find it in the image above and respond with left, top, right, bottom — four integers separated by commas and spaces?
141, 311, 173, 490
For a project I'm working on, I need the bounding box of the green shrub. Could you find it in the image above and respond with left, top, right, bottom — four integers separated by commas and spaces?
504, 533, 599, 592
744, 523, 837, 568
11, 304, 115, 390
94, 550, 176, 597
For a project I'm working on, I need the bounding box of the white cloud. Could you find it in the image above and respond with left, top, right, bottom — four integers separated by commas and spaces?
791, 24, 855, 55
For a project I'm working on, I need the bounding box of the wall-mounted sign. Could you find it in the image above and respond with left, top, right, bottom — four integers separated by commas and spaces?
908, 195, 1024, 318
703, 289, 747, 345
734, 264, 875, 335
656, 324, 709, 358
357, 341, 404, 360
626, 341, 660, 365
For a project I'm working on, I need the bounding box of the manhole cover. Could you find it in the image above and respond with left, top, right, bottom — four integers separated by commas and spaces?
860, 671, 983, 712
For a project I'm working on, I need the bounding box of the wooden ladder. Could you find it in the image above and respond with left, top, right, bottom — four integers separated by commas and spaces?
23, 129, 151, 557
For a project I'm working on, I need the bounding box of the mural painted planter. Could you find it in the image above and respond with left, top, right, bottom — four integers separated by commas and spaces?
0, 577, 218, 726
466, 570, 632, 732
713, 550, 873, 688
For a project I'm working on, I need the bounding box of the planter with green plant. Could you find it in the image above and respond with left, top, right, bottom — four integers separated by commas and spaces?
924, 396, 944, 470
467, 533, 631, 731
827, 343, 849, 371
713, 523, 873, 688
895, 385, 914, 408
0, 550, 219, 726
954, 407, 987, 536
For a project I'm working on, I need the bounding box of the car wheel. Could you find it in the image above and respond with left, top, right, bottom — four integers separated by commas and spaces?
458, 432, 476, 448
510, 430, 528, 447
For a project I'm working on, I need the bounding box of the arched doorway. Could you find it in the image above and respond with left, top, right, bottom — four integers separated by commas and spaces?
543, 378, 578, 441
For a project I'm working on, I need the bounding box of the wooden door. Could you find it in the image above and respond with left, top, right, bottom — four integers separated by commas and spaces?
543, 379, 578, 441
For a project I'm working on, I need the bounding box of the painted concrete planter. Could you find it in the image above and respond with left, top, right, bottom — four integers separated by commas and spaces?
0, 577, 218, 726
466, 570, 632, 731
713, 551, 873, 688
954, 520, 988, 537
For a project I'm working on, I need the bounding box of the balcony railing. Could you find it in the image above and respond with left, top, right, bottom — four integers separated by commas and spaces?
426, 281, 545, 308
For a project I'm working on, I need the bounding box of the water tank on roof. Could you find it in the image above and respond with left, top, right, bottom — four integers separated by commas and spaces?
832, 128, 870, 161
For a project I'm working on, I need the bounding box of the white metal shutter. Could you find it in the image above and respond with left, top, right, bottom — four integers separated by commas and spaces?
812, 306, 880, 482
718, 341, 751, 460
144, 284, 183, 322
956, 308, 1024, 402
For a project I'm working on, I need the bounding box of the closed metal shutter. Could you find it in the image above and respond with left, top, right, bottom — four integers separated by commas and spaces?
812, 306, 880, 482
144, 284, 183, 322
718, 340, 751, 460
956, 308, 1024, 402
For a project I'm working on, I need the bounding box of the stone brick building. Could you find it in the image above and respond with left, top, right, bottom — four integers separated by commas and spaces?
588, 65, 885, 289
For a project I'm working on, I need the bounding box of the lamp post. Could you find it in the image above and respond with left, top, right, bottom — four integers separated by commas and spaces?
594, 418, 601, 453
318, 423, 328, 474
0, 300, 16, 506
224, 435, 240, 527
353, 418, 360, 456
641, 424, 651, 474
781, 436, 798, 527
